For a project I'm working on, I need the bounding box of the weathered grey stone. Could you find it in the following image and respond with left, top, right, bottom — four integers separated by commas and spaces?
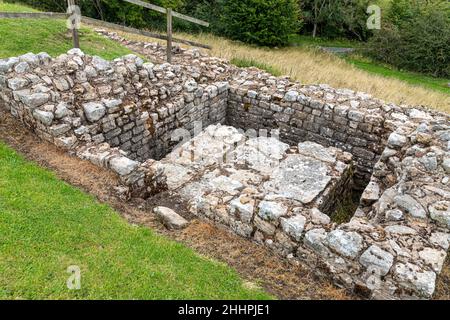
83, 102, 106, 122
430, 232, 450, 250
0, 57, 19, 73
419, 248, 446, 273
297, 141, 336, 163
258, 200, 287, 221
184, 79, 198, 92
361, 181, 380, 204
103, 98, 122, 113
109, 156, 139, 176
7, 77, 28, 90
153, 206, 188, 230
384, 225, 417, 235
310, 208, 330, 225
49, 123, 71, 136
359, 245, 394, 276
394, 263, 436, 298
385, 209, 403, 221
388, 132, 407, 148
419, 154, 438, 171
54, 135, 77, 150
67, 48, 85, 56
280, 214, 306, 241
429, 201, 450, 229
54, 102, 69, 119
32, 109, 53, 125
20, 92, 49, 108
263, 154, 332, 204
303, 228, 329, 256
254, 216, 276, 235
394, 194, 427, 219
284, 90, 298, 102
325, 229, 364, 259
230, 196, 254, 223
14, 61, 30, 73
91, 56, 110, 71
19, 52, 39, 65
442, 157, 450, 173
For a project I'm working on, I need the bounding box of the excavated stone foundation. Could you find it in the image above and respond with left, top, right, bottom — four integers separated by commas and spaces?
1, 41, 449, 299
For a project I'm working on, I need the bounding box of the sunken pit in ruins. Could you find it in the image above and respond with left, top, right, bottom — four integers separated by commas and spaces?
0, 33, 449, 300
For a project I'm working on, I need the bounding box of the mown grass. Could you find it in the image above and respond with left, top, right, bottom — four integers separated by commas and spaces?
0, 19, 133, 60
0, 0, 37, 12
345, 55, 450, 95
0, 1, 132, 60
0, 142, 271, 299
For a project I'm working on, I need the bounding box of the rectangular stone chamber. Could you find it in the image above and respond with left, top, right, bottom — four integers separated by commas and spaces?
146, 124, 356, 254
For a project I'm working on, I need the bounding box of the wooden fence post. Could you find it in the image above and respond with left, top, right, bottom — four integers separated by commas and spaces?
67, 0, 80, 49
166, 8, 172, 63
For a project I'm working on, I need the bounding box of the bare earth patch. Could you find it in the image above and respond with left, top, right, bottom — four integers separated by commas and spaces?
0, 111, 352, 300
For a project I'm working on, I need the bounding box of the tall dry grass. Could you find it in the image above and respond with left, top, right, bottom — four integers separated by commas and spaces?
111, 29, 450, 113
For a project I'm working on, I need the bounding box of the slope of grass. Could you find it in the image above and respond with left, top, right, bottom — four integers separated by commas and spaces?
231, 58, 283, 77
0, 142, 271, 300
0, 1, 132, 60
345, 55, 450, 95
0, 0, 36, 12
0, 19, 133, 60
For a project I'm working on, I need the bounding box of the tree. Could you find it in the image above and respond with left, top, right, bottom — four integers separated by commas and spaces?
300, 0, 374, 40
367, 0, 450, 77
221, 0, 300, 47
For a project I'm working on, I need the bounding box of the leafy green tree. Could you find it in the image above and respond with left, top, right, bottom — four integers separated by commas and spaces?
221, 0, 300, 47
299, 0, 373, 40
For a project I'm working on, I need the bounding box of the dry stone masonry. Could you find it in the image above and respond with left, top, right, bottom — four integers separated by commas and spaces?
0, 38, 449, 300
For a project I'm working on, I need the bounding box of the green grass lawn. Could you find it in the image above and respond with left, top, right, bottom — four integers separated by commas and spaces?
0, 0, 37, 12
345, 55, 450, 95
0, 1, 132, 60
0, 143, 271, 299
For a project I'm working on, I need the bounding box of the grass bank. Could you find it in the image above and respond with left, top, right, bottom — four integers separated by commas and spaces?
0, 1, 132, 59
0, 142, 271, 299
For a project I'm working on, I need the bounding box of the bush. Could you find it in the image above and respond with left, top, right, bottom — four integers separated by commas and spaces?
367, 1, 450, 77
221, 0, 300, 47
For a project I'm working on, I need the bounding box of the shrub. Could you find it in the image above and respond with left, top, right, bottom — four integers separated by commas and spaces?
220, 0, 300, 47
367, 1, 450, 77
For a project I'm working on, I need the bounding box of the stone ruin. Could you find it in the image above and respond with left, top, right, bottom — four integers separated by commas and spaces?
0, 37, 449, 299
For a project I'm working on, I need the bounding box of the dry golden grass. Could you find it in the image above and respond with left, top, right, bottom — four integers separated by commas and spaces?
105, 28, 450, 113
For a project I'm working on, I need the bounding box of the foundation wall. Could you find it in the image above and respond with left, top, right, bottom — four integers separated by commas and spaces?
1, 49, 450, 300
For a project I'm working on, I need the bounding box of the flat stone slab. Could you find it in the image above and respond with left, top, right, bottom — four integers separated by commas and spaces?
148, 124, 353, 241
153, 206, 189, 230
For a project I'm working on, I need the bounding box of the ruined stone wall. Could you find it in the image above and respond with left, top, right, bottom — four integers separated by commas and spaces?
1, 48, 449, 299
0, 50, 230, 197
227, 70, 395, 187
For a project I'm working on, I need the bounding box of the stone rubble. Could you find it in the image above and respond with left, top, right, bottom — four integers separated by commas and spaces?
153, 206, 189, 230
